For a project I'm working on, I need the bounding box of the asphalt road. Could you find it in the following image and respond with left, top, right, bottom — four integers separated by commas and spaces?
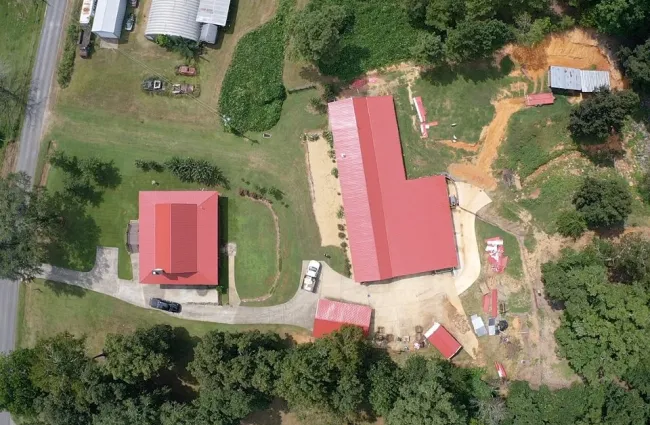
0, 1, 67, 424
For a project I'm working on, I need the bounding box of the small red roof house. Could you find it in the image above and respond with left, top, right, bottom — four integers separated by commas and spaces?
328, 96, 458, 282
313, 299, 372, 338
425, 322, 462, 359
139, 191, 219, 285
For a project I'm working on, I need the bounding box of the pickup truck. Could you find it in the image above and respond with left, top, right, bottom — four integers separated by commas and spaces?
302, 260, 321, 292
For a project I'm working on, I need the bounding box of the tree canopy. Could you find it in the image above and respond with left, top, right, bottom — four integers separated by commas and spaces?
620, 38, 650, 92
292, 4, 350, 64
572, 176, 632, 228
568, 89, 639, 141
0, 172, 62, 280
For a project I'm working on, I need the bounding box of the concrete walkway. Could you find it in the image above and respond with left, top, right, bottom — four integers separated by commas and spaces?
37, 247, 319, 330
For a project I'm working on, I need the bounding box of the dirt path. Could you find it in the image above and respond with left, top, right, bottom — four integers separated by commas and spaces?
448, 98, 524, 190
239, 199, 282, 303
525, 151, 582, 182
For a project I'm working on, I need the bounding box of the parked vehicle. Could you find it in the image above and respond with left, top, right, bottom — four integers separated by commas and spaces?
142, 77, 165, 92
149, 298, 181, 313
78, 26, 92, 59
125, 13, 135, 31
172, 83, 194, 95
302, 260, 321, 292
176, 65, 197, 76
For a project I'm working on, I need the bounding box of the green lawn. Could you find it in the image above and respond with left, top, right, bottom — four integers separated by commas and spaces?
413, 58, 528, 143
0, 0, 43, 142
475, 219, 523, 279
394, 84, 469, 179
229, 198, 278, 299
507, 289, 531, 313
496, 96, 575, 179
18, 280, 309, 354
45, 89, 346, 304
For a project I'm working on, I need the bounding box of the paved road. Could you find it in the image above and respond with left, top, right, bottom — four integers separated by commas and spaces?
1, 1, 67, 424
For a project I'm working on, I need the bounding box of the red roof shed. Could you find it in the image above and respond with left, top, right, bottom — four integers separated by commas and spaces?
139, 191, 219, 285
328, 96, 458, 282
313, 299, 372, 338
525, 93, 555, 106
425, 322, 462, 359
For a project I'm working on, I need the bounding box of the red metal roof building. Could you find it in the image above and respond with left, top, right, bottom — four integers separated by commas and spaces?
525, 93, 555, 106
313, 299, 372, 338
328, 96, 458, 282
139, 191, 219, 285
425, 322, 462, 359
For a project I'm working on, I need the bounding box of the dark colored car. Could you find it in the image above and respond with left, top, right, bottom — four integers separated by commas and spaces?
149, 298, 181, 313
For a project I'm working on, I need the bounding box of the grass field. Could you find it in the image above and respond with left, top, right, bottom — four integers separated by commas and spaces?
413, 59, 529, 143
496, 96, 574, 179
45, 89, 346, 303
475, 219, 523, 279
394, 84, 470, 179
18, 280, 308, 354
0, 1, 43, 143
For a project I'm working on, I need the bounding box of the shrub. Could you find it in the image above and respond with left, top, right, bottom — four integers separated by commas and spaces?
323, 131, 334, 148
341, 241, 348, 249
573, 176, 632, 228
57, 22, 80, 88
164, 156, 229, 188
338, 232, 346, 239
556, 210, 587, 239
639, 170, 650, 203
336, 206, 345, 219
568, 90, 639, 141
331, 167, 339, 178
154, 34, 201, 59
337, 224, 345, 231
134, 160, 165, 172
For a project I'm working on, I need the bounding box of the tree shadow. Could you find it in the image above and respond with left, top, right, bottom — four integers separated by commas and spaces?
318, 44, 371, 82
218, 196, 229, 295
43, 280, 86, 297
46, 196, 101, 272
593, 224, 626, 239
241, 398, 289, 425
421, 56, 515, 87
64, 179, 105, 207
92, 159, 122, 188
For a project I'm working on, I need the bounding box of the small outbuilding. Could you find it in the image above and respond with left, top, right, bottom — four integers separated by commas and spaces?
548, 66, 610, 93
313, 299, 372, 338
425, 322, 462, 359
91, 0, 127, 40
525, 93, 555, 107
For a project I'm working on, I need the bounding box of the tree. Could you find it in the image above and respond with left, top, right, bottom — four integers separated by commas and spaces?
0, 172, 61, 280
164, 156, 229, 188
582, 0, 650, 38
568, 89, 639, 140
387, 357, 467, 425
292, 4, 350, 64
92, 395, 162, 425
367, 359, 400, 417
104, 325, 175, 383
404, 0, 429, 26
572, 176, 632, 228
555, 210, 587, 238
639, 170, 650, 204
444, 19, 512, 63
621, 38, 650, 92
410, 32, 445, 64
424, 0, 466, 34
0, 349, 41, 416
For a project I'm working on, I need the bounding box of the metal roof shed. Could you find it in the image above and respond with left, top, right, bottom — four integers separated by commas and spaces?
196, 0, 231, 26
425, 323, 462, 359
92, 0, 127, 39
548, 66, 582, 91
200, 23, 218, 44
580, 70, 610, 92
313, 299, 372, 338
145, 0, 202, 42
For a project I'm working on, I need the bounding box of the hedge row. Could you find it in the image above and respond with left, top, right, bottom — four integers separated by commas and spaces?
57, 21, 80, 88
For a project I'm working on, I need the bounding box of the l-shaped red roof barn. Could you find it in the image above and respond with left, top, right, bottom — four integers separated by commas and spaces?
327, 96, 458, 283
138, 191, 219, 285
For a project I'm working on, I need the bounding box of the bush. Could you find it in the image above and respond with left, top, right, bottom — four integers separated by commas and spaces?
154, 35, 201, 59
568, 90, 639, 141
337, 223, 345, 231
164, 156, 229, 188
337, 206, 345, 219
323, 131, 334, 148
556, 210, 587, 239
573, 176, 632, 228
134, 160, 165, 173
331, 167, 338, 178
639, 170, 650, 203
219, 0, 292, 134
57, 22, 80, 88
338, 232, 346, 239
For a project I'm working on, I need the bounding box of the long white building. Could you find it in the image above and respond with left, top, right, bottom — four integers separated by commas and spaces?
92, 0, 127, 40
145, 0, 231, 44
